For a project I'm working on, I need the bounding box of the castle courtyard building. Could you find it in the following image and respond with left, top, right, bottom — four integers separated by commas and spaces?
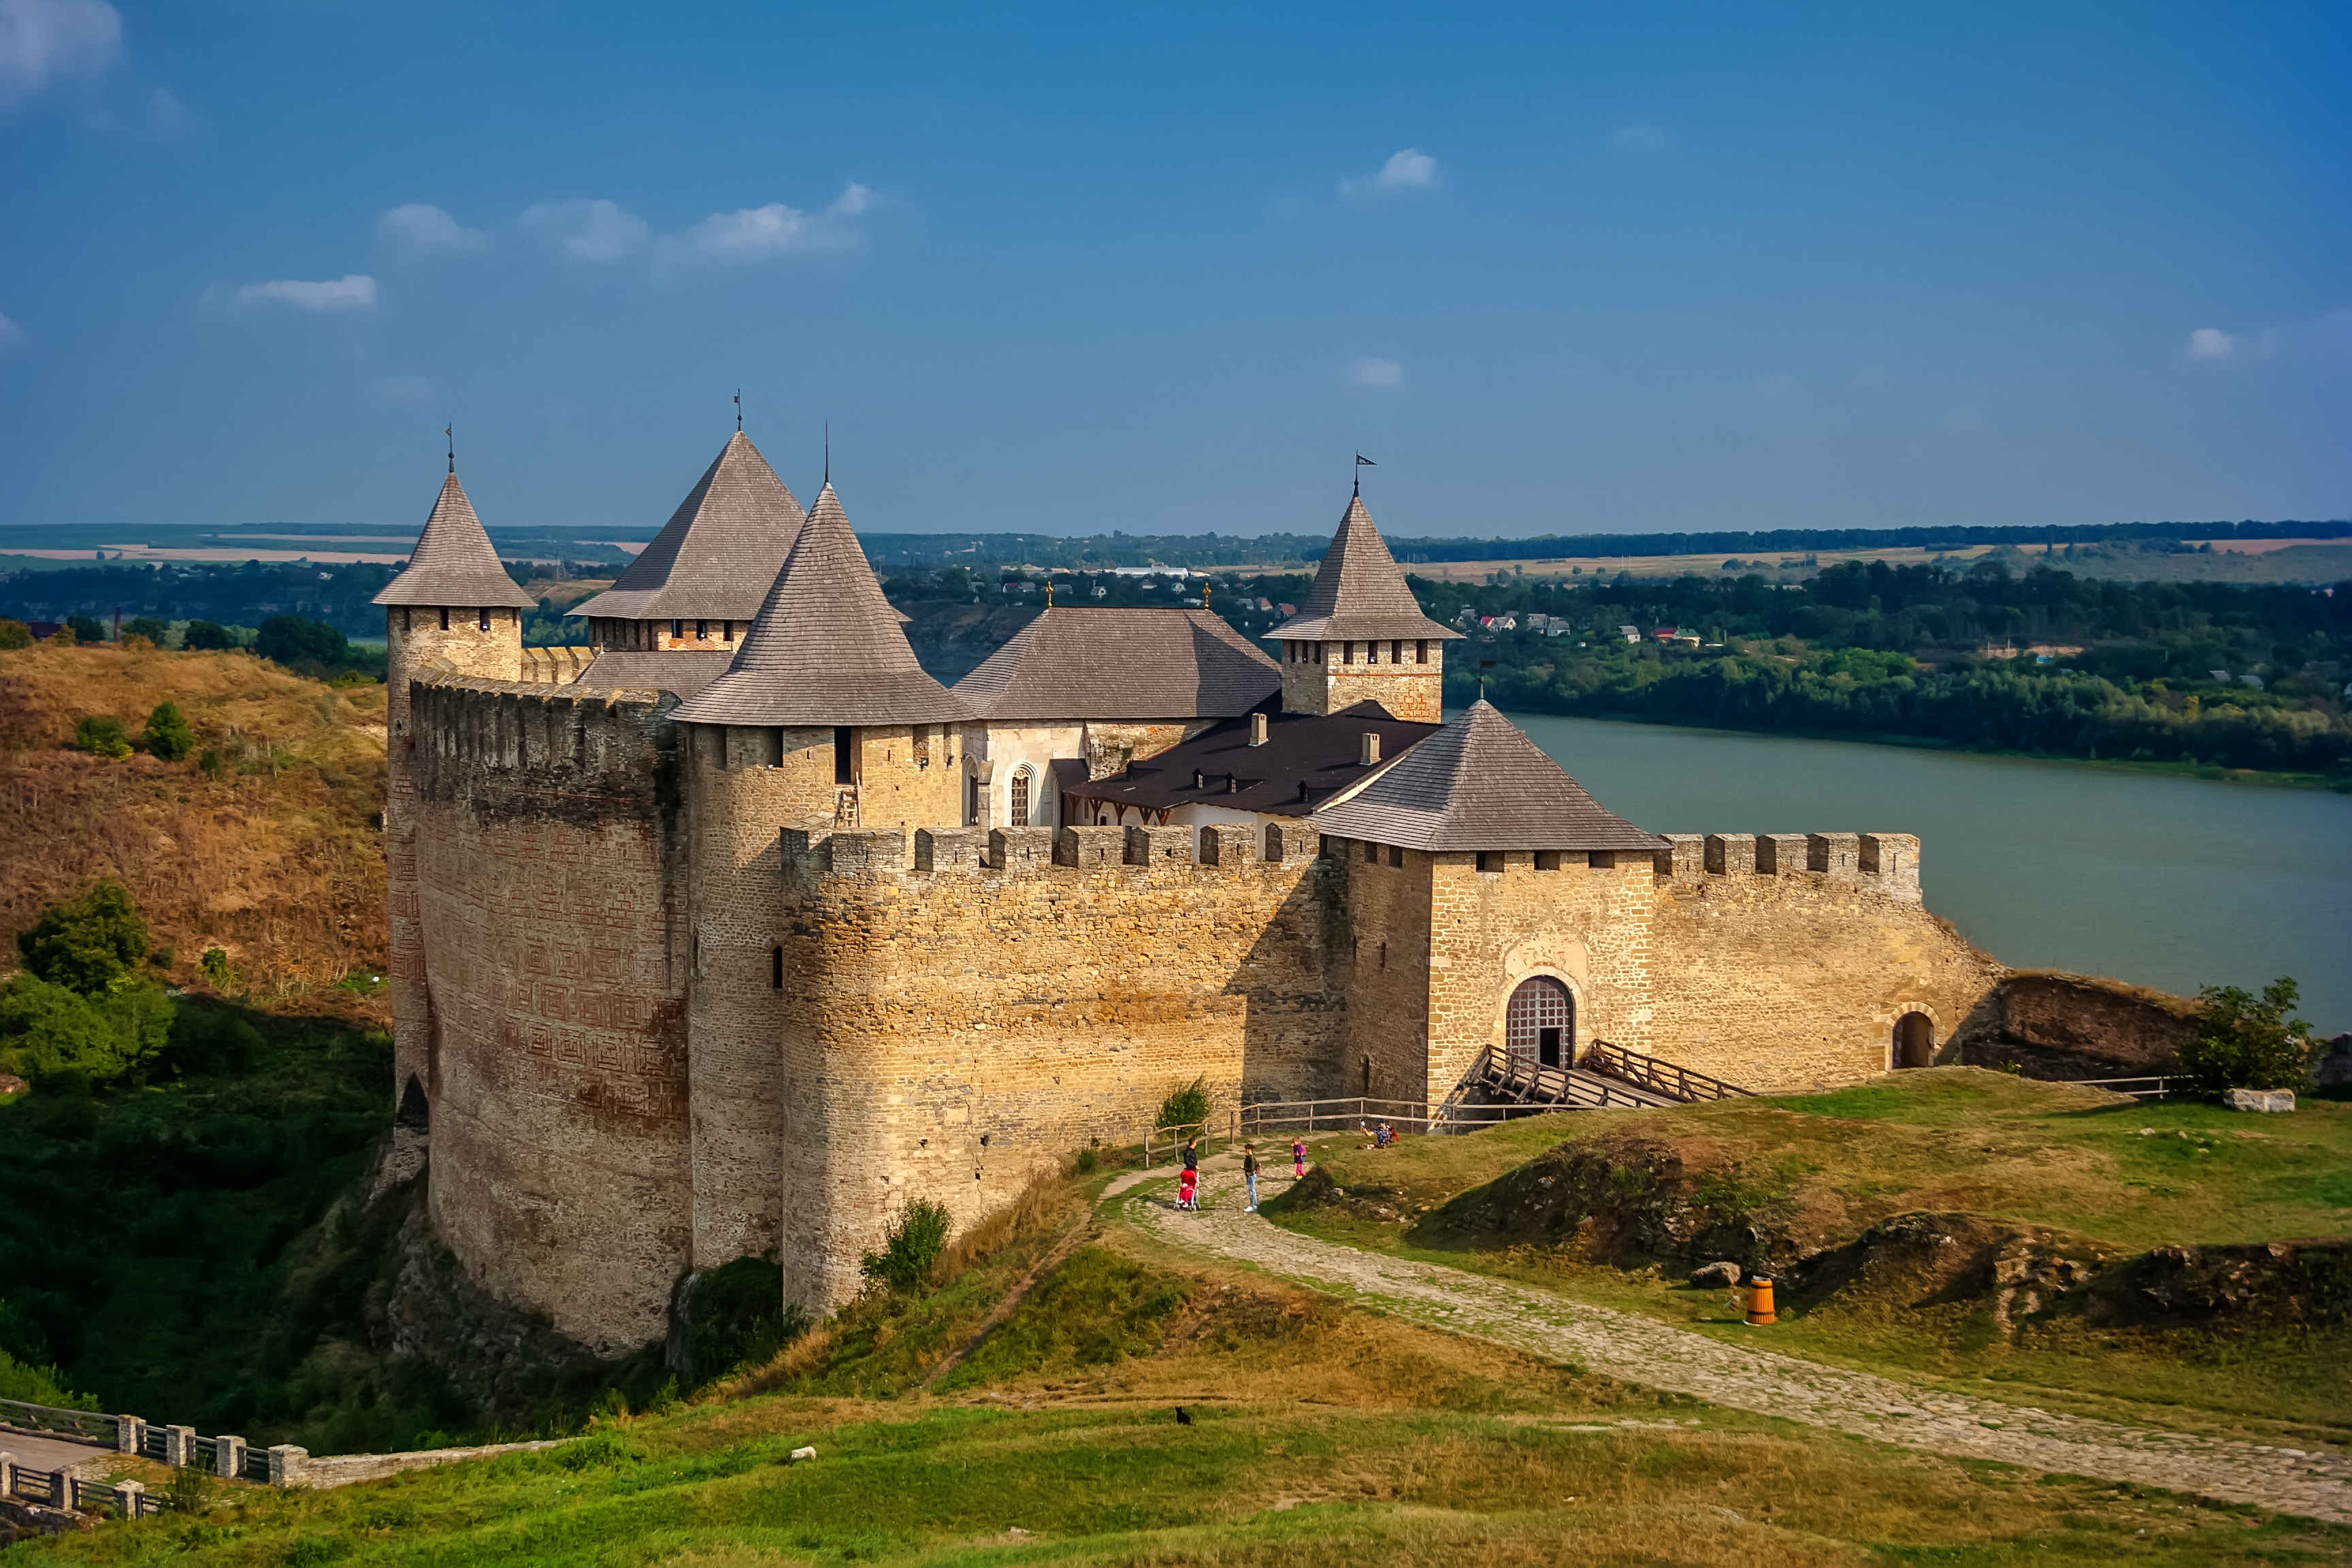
378, 446, 2000, 1352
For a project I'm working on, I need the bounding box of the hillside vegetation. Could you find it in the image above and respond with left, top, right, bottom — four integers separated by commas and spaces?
1271, 1072, 2352, 1441
0, 640, 389, 1004
23, 1160, 2346, 1565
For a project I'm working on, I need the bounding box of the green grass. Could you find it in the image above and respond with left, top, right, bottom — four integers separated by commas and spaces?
1262, 1071, 2352, 1442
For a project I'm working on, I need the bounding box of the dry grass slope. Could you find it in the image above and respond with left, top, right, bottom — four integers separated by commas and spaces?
0, 641, 388, 1013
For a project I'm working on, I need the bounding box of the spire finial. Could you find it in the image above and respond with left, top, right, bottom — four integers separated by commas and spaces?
1203, 579, 1211, 612
1354, 451, 1374, 498
1045, 577, 1054, 608
734, 389, 742, 431
823, 421, 830, 485
446, 424, 455, 475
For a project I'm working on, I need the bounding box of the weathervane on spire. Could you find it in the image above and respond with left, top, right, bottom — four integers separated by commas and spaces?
734, 390, 742, 431
446, 425, 455, 476
823, 421, 830, 485
1354, 451, 1375, 497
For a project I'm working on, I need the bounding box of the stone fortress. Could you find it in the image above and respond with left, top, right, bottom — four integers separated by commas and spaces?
376, 431, 2002, 1356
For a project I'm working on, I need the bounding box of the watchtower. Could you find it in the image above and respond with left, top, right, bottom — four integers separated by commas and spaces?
1273, 490, 1460, 721
373, 468, 535, 1134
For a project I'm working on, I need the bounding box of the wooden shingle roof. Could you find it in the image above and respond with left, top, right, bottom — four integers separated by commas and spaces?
672, 481, 968, 728
568, 431, 805, 624
1273, 493, 1460, 644
1311, 700, 1661, 852
1067, 702, 1439, 819
373, 473, 536, 608
955, 607, 1279, 721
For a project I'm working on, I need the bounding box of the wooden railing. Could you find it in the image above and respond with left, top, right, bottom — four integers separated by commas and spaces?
2076, 1075, 2178, 1100
1582, 1041, 1754, 1104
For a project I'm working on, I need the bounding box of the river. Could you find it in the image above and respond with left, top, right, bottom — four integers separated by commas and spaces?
1505, 713, 2352, 1035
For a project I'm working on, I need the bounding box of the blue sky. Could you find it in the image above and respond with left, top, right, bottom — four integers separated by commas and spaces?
0, 3, 2345, 540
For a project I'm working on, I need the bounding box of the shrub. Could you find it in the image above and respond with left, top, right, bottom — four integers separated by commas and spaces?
120, 634, 154, 653
257, 614, 348, 668
162, 1463, 217, 1515
1156, 1074, 1211, 1131
67, 615, 105, 644
72, 714, 133, 759
2174, 977, 2315, 1096
168, 1002, 263, 1074
200, 947, 235, 988
0, 620, 30, 651
143, 701, 195, 761
18, 881, 150, 994
860, 1198, 952, 1294
683, 1252, 808, 1385
46, 627, 76, 647
182, 620, 233, 651
0, 973, 173, 1084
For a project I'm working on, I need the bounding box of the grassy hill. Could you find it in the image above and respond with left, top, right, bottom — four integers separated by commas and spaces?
0, 639, 389, 1009
1269, 1071, 2352, 1443
21, 1159, 2346, 1565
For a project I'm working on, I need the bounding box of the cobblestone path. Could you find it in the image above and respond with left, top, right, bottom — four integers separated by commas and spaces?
1128, 1162, 2352, 1524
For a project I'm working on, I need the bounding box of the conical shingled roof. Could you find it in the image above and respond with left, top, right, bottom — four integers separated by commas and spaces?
373, 473, 536, 608
672, 482, 968, 727
1274, 493, 1461, 644
956, 607, 1279, 721
567, 431, 806, 624
1311, 700, 1660, 853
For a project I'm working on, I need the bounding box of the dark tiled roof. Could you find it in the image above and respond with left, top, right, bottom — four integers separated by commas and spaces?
1273, 493, 1460, 644
1065, 702, 1439, 820
568, 431, 804, 623
574, 651, 732, 699
955, 608, 1279, 721
374, 474, 536, 608
673, 482, 968, 727
1311, 700, 1661, 851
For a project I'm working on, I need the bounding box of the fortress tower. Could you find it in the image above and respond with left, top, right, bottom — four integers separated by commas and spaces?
372, 469, 534, 1148
1274, 489, 1460, 721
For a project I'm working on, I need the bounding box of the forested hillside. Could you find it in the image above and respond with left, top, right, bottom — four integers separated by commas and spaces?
1424, 559, 2352, 780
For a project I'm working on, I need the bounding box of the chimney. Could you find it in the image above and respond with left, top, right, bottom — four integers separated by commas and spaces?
1248, 711, 1269, 747
1359, 732, 1380, 766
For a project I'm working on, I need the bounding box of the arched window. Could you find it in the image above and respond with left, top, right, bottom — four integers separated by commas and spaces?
1009, 767, 1032, 826
1505, 976, 1573, 1072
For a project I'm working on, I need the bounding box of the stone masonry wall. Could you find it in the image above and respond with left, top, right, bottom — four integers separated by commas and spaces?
385, 610, 526, 1169
1277, 642, 1444, 722
410, 676, 693, 1354
1324, 839, 1435, 1103
1422, 849, 1661, 1104
773, 821, 1335, 1310
1644, 832, 2001, 1092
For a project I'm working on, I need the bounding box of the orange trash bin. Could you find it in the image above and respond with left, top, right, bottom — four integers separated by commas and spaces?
1745, 1277, 1777, 1326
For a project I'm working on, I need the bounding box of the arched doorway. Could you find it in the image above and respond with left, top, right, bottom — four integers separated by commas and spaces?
1505, 977, 1573, 1072
1893, 1012, 1934, 1069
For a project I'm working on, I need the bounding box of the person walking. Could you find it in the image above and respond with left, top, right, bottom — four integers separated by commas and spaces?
1292, 1136, 1307, 1181
1179, 1135, 1200, 1211
1241, 1143, 1260, 1212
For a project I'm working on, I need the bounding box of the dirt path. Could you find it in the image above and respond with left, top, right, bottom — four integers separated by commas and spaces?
1129, 1161, 2352, 1525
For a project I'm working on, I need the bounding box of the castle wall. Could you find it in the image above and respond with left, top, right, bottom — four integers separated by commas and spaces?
1325, 841, 1436, 1102
1422, 849, 1661, 1102
773, 821, 1335, 1311
383, 609, 527, 1181
410, 676, 692, 1354
1643, 832, 2000, 1091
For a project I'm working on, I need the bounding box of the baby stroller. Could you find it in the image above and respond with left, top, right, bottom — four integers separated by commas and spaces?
1177, 1167, 1199, 1210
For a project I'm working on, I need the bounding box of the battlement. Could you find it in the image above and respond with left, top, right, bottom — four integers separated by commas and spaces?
781, 819, 1320, 886
1652, 832, 1921, 901
519, 645, 594, 684
409, 676, 676, 779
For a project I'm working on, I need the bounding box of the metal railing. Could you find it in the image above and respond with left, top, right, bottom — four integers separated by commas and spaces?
1582, 1041, 1755, 1104
0, 1399, 116, 1446
0, 1456, 167, 1518
2076, 1075, 2177, 1100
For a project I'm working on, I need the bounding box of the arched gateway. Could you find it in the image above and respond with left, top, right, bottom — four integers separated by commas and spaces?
1893, 1011, 1935, 1069
1505, 976, 1574, 1071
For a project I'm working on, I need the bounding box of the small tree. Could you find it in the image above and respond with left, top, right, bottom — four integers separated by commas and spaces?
73, 715, 132, 759
256, 614, 348, 668
2174, 977, 2314, 1096
0, 620, 31, 651
17, 881, 150, 994
67, 615, 105, 644
123, 617, 170, 644
859, 1198, 951, 1294
1156, 1075, 1211, 1132
182, 621, 233, 651
143, 702, 195, 761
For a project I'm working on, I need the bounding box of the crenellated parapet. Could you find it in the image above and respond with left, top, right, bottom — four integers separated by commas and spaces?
1652, 831, 1922, 902
781, 819, 1324, 888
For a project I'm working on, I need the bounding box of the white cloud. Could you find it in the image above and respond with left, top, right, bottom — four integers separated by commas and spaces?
0, 310, 22, 349
1348, 357, 1405, 389
378, 203, 487, 259
1341, 148, 1439, 197
2185, 327, 2236, 361
520, 198, 649, 263
1610, 123, 1671, 154
663, 183, 872, 265
0, 0, 118, 108
235, 274, 377, 312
